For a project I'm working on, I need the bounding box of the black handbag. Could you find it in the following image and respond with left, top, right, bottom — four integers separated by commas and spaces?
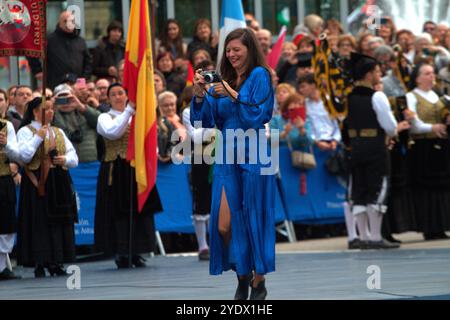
325, 147, 349, 176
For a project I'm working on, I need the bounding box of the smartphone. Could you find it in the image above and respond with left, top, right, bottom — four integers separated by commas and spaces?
49, 149, 58, 160
55, 97, 70, 105
289, 107, 306, 122
396, 96, 407, 111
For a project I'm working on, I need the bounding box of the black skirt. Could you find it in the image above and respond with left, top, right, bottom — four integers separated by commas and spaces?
94, 158, 163, 256
0, 175, 16, 234
191, 161, 212, 216
409, 139, 450, 234
17, 167, 77, 267
384, 144, 417, 234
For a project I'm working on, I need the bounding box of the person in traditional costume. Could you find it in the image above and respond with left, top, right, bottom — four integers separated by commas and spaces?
346, 52, 410, 250
0, 89, 21, 281
95, 83, 163, 269
406, 63, 450, 240
16, 97, 78, 277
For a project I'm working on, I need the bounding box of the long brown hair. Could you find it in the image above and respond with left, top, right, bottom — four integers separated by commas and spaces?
0, 88, 7, 119
159, 19, 185, 59
219, 28, 270, 89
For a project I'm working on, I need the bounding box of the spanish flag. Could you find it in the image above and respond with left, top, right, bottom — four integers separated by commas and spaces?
124, 0, 157, 212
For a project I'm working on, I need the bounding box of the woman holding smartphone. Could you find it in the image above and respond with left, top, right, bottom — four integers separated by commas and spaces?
16, 97, 79, 278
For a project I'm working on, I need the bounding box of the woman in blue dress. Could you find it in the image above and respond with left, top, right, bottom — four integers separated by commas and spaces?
191, 28, 275, 300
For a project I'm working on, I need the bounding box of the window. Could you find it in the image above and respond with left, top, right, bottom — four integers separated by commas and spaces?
175, 0, 211, 40
84, 1, 120, 41
261, 0, 298, 35
305, 0, 340, 22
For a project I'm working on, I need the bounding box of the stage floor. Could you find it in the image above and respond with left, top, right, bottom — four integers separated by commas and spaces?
2, 247, 450, 300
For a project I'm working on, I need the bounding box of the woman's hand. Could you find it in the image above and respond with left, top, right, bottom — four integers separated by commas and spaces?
213, 80, 238, 101
330, 140, 338, 151
397, 120, 411, 133
108, 66, 118, 77
0, 132, 6, 147
211, 31, 219, 48
37, 125, 48, 139
10, 163, 21, 185
193, 69, 207, 98
402, 109, 416, 122
293, 117, 305, 129
87, 96, 100, 108
432, 123, 447, 138
52, 155, 66, 166
316, 141, 332, 151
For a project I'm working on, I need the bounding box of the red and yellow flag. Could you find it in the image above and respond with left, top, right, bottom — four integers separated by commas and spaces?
124, 0, 157, 212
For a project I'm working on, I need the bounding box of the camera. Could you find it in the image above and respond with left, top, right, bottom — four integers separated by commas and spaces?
55, 97, 71, 105
201, 71, 221, 84
422, 48, 437, 57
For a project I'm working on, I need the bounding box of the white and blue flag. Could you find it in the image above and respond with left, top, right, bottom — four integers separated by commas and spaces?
217, 0, 246, 66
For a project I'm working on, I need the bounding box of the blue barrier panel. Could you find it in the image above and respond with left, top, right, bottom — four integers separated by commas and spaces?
155, 162, 288, 233
69, 149, 344, 245
154, 162, 194, 233
70, 161, 100, 245
278, 146, 345, 224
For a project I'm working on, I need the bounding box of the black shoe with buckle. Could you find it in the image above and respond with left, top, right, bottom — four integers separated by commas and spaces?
367, 239, 400, 249
0, 268, 21, 281
249, 279, 267, 300
234, 273, 252, 300
34, 265, 46, 278
385, 235, 402, 244
132, 255, 147, 268
348, 238, 361, 250
115, 256, 131, 269
47, 264, 68, 276
359, 240, 371, 250
198, 249, 210, 261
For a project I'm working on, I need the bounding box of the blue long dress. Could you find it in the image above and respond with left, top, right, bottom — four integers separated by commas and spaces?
190, 67, 276, 276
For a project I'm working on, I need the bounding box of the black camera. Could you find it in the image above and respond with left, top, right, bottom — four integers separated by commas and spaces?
201, 71, 221, 84
68, 129, 83, 143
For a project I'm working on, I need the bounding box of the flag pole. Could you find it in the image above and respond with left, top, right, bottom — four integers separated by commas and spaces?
38, 5, 48, 197
129, 167, 134, 268
150, 0, 156, 66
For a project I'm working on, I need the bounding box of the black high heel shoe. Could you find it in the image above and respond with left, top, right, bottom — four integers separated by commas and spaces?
249, 279, 267, 300
115, 256, 131, 269
234, 274, 252, 300
34, 265, 46, 278
132, 255, 147, 268
47, 264, 68, 276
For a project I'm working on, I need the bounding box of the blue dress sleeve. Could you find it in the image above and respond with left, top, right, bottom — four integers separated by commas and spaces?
236, 67, 274, 129
190, 89, 218, 129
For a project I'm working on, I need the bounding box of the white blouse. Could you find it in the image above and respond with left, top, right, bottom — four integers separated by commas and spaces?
406, 88, 439, 134
1, 120, 20, 163
97, 105, 135, 140
17, 121, 78, 168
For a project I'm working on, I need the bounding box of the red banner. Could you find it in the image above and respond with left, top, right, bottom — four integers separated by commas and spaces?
0, 0, 47, 58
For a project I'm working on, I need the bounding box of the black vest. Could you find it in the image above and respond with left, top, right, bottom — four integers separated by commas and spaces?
347, 86, 386, 153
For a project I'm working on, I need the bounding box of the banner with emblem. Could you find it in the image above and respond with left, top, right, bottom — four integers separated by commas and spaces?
0, 0, 47, 58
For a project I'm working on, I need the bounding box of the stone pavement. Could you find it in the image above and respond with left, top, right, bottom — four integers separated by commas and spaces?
1, 232, 449, 300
